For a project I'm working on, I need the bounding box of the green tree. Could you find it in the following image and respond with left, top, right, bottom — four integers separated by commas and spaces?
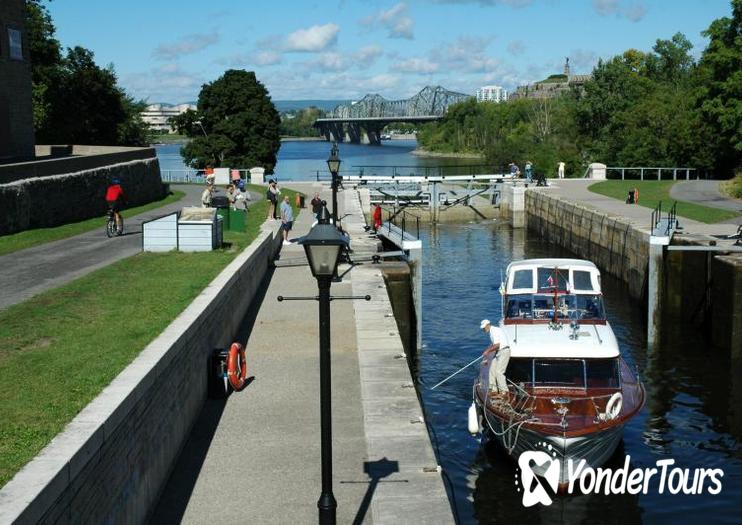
25, 1, 150, 146
279, 106, 325, 137
695, 0, 742, 176
181, 70, 281, 172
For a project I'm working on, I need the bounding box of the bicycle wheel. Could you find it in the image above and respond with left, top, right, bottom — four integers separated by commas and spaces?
106, 218, 116, 238
116, 217, 124, 236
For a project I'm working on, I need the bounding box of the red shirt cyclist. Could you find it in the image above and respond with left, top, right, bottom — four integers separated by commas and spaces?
105, 178, 126, 234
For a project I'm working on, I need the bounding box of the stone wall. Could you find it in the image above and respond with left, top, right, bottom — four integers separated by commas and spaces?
525, 190, 649, 301
0, 156, 166, 235
0, 226, 282, 524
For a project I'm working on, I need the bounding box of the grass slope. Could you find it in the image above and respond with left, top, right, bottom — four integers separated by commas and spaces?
588, 181, 740, 224
0, 185, 301, 487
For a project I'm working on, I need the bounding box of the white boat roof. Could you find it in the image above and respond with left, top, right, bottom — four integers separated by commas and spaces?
506, 258, 597, 272
501, 322, 619, 358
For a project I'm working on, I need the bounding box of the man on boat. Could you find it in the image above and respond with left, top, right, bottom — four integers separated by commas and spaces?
481, 319, 510, 396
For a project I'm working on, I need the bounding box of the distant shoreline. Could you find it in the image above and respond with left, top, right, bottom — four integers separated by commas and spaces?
411, 148, 485, 159
280, 136, 324, 142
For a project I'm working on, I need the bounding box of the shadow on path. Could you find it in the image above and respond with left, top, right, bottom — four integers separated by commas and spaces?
339, 458, 403, 525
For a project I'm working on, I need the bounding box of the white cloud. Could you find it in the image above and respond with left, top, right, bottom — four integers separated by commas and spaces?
306, 52, 347, 71
392, 57, 439, 74
438, 36, 499, 73
431, 0, 533, 6
593, 0, 647, 22
152, 33, 219, 60
123, 64, 205, 103
353, 45, 383, 66
255, 51, 283, 65
361, 3, 414, 40
284, 23, 340, 52
507, 40, 525, 56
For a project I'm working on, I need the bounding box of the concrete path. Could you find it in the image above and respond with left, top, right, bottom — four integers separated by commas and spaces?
542, 179, 741, 240
670, 180, 742, 221
151, 183, 454, 524
0, 185, 261, 311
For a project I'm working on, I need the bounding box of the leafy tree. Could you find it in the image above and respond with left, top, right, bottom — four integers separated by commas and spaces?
279, 107, 325, 137
695, 0, 742, 176
25, 1, 150, 146
181, 70, 281, 172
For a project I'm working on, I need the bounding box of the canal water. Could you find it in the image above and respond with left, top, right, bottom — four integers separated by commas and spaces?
155, 140, 742, 524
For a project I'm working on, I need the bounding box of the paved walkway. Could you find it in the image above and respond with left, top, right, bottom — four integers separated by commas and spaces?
0, 185, 260, 311
541, 179, 741, 241
151, 183, 453, 524
670, 180, 742, 219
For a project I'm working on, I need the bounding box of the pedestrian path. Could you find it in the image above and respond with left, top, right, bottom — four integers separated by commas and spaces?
0, 184, 216, 310
151, 183, 454, 524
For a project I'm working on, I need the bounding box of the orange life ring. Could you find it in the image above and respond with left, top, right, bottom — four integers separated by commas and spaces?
227, 342, 247, 390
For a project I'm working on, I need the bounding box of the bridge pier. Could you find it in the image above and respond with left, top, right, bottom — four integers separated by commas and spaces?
345, 123, 361, 143
363, 123, 384, 146
329, 122, 344, 143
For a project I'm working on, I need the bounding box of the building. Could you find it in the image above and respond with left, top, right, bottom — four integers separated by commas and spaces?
509, 58, 592, 100
476, 85, 508, 103
141, 103, 196, 133
0, 0, 35, 161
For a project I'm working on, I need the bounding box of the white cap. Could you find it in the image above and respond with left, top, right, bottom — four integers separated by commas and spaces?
480, 319, 490, 329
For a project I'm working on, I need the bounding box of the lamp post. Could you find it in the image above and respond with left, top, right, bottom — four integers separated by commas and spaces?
326, 143, 342, 227
193, 119, 208, 137
300, 214, 349, 525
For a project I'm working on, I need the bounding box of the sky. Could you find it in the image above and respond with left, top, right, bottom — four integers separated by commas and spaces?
47, 0, 732, 103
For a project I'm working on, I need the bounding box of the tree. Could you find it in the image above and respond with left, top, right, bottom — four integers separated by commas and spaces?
181, 70, 281, 172
25, 1, 151, 146
695, 0, 742, 176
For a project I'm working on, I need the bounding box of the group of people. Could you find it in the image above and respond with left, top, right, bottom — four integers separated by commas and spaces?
507, 160, 566, 185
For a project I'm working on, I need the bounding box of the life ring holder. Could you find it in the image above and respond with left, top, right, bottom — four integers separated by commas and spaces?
227, 342, 248, 391
605, 392, 623, 420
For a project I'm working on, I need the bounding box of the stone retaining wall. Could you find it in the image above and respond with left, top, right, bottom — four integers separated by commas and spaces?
525, 190, 649, 301
0, 156, 166, 235
0, 227, 282, 524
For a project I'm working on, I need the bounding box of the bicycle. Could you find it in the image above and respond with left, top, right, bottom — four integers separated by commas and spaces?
106, 208, 124, 237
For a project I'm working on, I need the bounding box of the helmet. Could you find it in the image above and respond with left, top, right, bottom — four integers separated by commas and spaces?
112, 178, 121, 184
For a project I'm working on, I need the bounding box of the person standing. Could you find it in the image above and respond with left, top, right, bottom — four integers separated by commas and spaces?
372, 203, 383, 231
310, 192, 324, 221
525, 161, 533, 183
509, 162, 520, 178
280, 195, 293, 246
266, 180, 279, 220
558, 161, 565, 179
201, 184, 214, 208
481, 319, 510, 395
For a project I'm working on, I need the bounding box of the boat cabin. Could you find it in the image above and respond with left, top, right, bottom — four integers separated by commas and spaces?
502, 259, 606, 324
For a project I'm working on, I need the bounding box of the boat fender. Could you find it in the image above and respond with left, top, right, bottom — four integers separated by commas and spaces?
468, 402, 480, 435
227, 342, 248, 391
605, 392, 623, 420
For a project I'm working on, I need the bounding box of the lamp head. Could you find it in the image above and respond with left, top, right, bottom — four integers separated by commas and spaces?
300, 222, 349, 278
326, 143, 341, 174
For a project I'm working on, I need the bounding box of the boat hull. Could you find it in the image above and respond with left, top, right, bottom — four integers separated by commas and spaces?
481, 407, 624, 486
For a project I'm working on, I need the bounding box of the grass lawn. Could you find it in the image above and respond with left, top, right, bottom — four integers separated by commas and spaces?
0, 191, 186, 257
588, 180, 740, 224
0, 185, 302, 488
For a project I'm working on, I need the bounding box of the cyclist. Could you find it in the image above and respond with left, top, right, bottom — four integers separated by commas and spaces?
105, 178, 126, 234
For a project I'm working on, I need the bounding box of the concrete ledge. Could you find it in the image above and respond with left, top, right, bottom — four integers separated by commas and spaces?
0, 222, 282, 524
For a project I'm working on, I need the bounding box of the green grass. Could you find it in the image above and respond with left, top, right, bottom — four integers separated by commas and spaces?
720, 172, 742, 200
0, 185, 302, 488
0, 191, 186, 257
588, 180, 740, 224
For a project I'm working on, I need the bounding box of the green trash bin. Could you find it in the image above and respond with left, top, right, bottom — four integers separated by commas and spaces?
229, 209, 246, 232
216, 207, 230, 229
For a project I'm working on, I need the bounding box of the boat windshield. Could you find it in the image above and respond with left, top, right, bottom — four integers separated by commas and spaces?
505, 293, 605, 321
507, 358, 620, 389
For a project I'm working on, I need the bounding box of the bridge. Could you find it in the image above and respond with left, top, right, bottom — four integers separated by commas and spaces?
314, 85, 471, 145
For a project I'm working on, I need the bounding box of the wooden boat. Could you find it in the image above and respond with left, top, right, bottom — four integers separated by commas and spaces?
472, 259, 645, 486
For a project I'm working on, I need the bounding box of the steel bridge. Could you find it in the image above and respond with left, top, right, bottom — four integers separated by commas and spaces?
314, 85, 471, 145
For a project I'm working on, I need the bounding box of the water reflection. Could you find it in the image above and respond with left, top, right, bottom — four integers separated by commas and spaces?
417, 221, 742, 524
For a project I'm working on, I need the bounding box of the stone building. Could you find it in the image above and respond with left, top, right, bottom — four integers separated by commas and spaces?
509, 58, 592, 101
0, 0, 35, 161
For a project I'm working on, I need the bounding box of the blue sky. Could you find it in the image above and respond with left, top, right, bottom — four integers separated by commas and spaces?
47, 0, 731, 103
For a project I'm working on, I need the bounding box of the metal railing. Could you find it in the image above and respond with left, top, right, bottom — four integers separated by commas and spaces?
160, 168, 252, 184
650, 200, 679, 236
386, 208, 420, 240
608, 166, 696, 181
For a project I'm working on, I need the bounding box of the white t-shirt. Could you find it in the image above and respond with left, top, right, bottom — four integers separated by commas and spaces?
488, 325, 502, 346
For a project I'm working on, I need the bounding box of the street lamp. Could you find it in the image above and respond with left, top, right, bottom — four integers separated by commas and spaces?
300, 215, 349, 525
326, 143, 341, 227
193, 119, 207, 137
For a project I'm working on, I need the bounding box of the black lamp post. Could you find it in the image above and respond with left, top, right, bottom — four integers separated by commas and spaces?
326, 143, 342, 227
300, 216, 349, 525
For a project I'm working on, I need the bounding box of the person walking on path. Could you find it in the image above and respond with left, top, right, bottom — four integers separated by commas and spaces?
481, 319, 510, 395
525, 161, 533, 183
558, 161, 565, 179
280, 195, 294, 246
201, 184, 214, 208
